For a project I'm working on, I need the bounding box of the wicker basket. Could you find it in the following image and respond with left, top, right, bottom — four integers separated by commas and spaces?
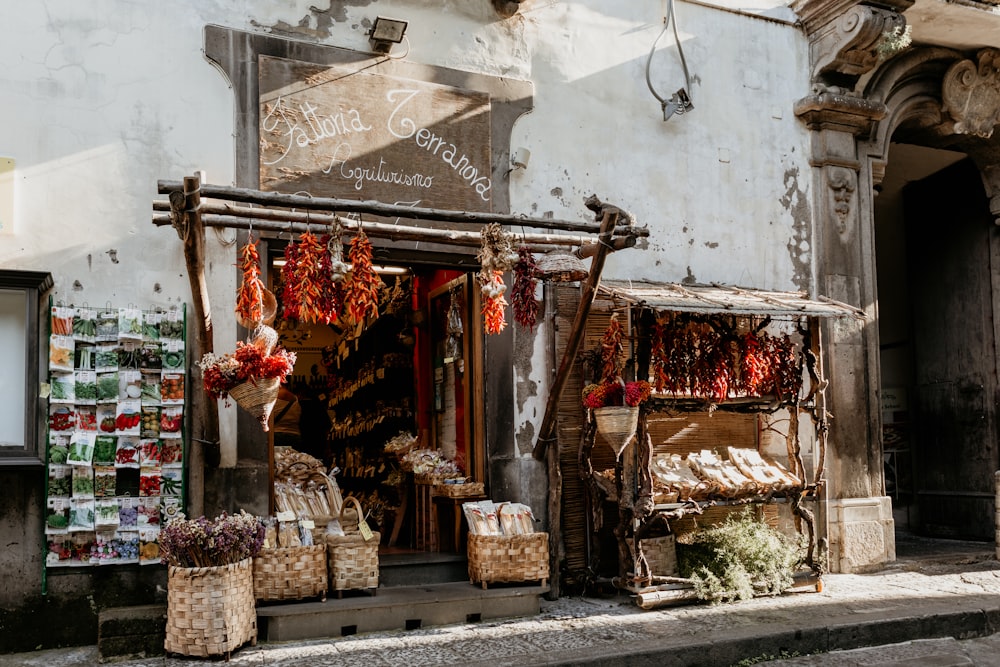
433, 482, 486, 498
326, 496, 379, 596
467, 532, 549, 589
534, 250, 588, 282
253, 544, 327, 602
638, 535, 678, 577
593, 405, 639, 458
229, 376, 280, 431
164, 558, 256, 658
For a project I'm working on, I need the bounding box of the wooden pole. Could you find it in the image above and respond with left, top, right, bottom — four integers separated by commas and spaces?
156, 180, 648, 238
532, 211, 619, 461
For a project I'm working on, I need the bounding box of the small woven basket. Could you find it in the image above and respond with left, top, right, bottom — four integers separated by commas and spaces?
433, 482, 485, 498
593, 405, 639, 458
165, 558, 256, 658
533, 251, 589, 282
253, 544, 327, 602
229, 376, 280, 431
467, 532, 549, 589
326, 496, 379, 595
638, 535, 678, 577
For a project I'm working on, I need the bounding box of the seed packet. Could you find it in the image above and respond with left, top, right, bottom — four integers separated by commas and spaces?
161, 341, 185, 370
140, 343, 162, 371
160, 439, 183, 466
160, 373, 185, 404
120, 369, 142, 401
76, 406, 97, 433
95, 498, 120, 528
94, 466, 117, 498
75, 370, 98, 404
160, 406, 183, 436
92, 435, 117, 465
115, 530, 140, 564
161, 496, 183, 522
139, 439, 161, 466
142, 312, 162, 342
92, 529, 121, 564
67, 432, 96, 467
71, 465, 95, 499
97, 372, 119, 403
48, 435, 70, 465
96, 405, 117, 434
96, 309, 118, 342
46, 497, 71, 534
46, 537, 74, 567
118, 497, 139, 530
139, 467, 161, 497
49, 405, 76, 433
116, 399, 142, 435
49, 335, 75, 372
73, 307, 97, 343
75, 344, 95, 371
114, 437, 140, 469
160, 310, 184, 340
49, 372, 76, 404
137, 497, 161, 528
140, 372, 161, 405
50, 306, 75, 337
95, 345, 118, 373
118, 307, 144, 343
160, 468, 182, 497
68, 498, 96, 532
48, 464, 72, 497
67, 533, 97, 565
141, 407, 161, 438
118, 343, 141, 370
138, 527, 161, 565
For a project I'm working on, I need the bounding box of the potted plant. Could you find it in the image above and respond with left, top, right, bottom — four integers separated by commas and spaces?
197, 328, 296, 431
160, 511, 265, 658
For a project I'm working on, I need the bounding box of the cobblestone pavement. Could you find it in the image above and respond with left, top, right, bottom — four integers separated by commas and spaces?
4, 549, 1000, 667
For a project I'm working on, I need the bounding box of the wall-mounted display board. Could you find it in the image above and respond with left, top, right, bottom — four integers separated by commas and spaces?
44, 301, 186, 567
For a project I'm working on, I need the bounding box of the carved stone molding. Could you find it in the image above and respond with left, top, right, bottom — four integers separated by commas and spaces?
828, 166, 859, 241
811, 4, 907, 86
941, 48, 1000, 138
795, 91, 887, 140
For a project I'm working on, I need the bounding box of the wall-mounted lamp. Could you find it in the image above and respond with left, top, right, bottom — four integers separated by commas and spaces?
492, 0, 525, 18
369, 16, 408, 54
511, 147, 531, 171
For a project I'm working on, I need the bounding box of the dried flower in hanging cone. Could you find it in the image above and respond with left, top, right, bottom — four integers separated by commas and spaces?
345, 230, 380, 323
512, 246, 539, 330
235, 235, 265, 326
481, 270, 508, 334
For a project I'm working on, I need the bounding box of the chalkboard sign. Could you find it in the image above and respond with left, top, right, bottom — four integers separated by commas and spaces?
259, 55, 493, 214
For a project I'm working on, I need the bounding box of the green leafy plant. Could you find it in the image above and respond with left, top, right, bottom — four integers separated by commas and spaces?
677, 509, 802, 604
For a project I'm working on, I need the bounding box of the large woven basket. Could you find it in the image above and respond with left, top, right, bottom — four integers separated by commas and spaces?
467, 532, 549, 589
164, 558, 256, 658
326, 496, 379, 596
638, 534, 678, 577
229, 376, 280, 431
253, 544, 327, 602
593, 405, 639, 458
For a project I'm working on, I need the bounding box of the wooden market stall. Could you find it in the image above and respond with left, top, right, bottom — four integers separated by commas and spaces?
542, 280, 865, 607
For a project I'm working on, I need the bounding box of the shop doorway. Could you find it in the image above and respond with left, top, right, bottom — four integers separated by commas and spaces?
875, 145, 999, 541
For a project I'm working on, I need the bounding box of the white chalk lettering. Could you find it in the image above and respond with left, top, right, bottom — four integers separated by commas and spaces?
261, 96, 373, 165
323, 143, 434, 192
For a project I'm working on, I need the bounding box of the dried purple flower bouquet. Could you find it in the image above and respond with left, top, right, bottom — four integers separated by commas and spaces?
159, 510, 264, 568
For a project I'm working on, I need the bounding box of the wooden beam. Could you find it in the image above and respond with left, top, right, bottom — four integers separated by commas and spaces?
156, 180, 649, 238
532, 210, 620, 461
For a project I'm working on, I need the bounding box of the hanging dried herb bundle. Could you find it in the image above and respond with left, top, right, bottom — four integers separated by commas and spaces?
481, 270, 508, 335
512, 247, 539, 330
345, 230, 381, 324
235, 235, 265, 325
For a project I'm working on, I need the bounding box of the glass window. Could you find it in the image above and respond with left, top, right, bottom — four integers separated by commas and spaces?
0, 270, 52, 465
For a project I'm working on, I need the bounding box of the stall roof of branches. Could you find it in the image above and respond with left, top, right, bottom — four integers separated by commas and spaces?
597, 280, 867, 320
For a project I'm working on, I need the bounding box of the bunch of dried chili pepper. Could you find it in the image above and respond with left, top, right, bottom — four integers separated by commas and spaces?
480, 270, 508, 334
599, 313, 625, 383
235, 235, 265, 325
512, 246, 539, 330
280, 232, 337, 324
345, 230, 381, 324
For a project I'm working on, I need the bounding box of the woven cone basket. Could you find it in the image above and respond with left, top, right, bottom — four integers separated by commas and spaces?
593, 405, 639, 458
229, 377, 280, 431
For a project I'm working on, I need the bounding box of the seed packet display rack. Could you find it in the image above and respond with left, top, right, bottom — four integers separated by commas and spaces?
43, 300, 187, 573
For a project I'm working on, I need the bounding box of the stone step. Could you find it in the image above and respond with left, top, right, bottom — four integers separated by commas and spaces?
256, 581, 549, 642
378, 551, 469, 586
97, 604, 167, 662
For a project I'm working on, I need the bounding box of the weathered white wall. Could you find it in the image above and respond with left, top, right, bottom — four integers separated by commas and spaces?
1, 1, 811, 471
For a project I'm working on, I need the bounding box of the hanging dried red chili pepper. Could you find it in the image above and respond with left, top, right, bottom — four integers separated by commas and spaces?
279, 241, 302, 321
481, 270, 508, 334
739, 330, 769, 396
768, 332, 802, 403
600, 313, 625, 383
650, 312, 670, 393
512, 247, 539, 330
235, 235, 265, 325
345, 230, 381, 324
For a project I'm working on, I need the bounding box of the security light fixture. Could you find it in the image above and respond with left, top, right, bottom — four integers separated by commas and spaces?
369, 17, 408, 54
